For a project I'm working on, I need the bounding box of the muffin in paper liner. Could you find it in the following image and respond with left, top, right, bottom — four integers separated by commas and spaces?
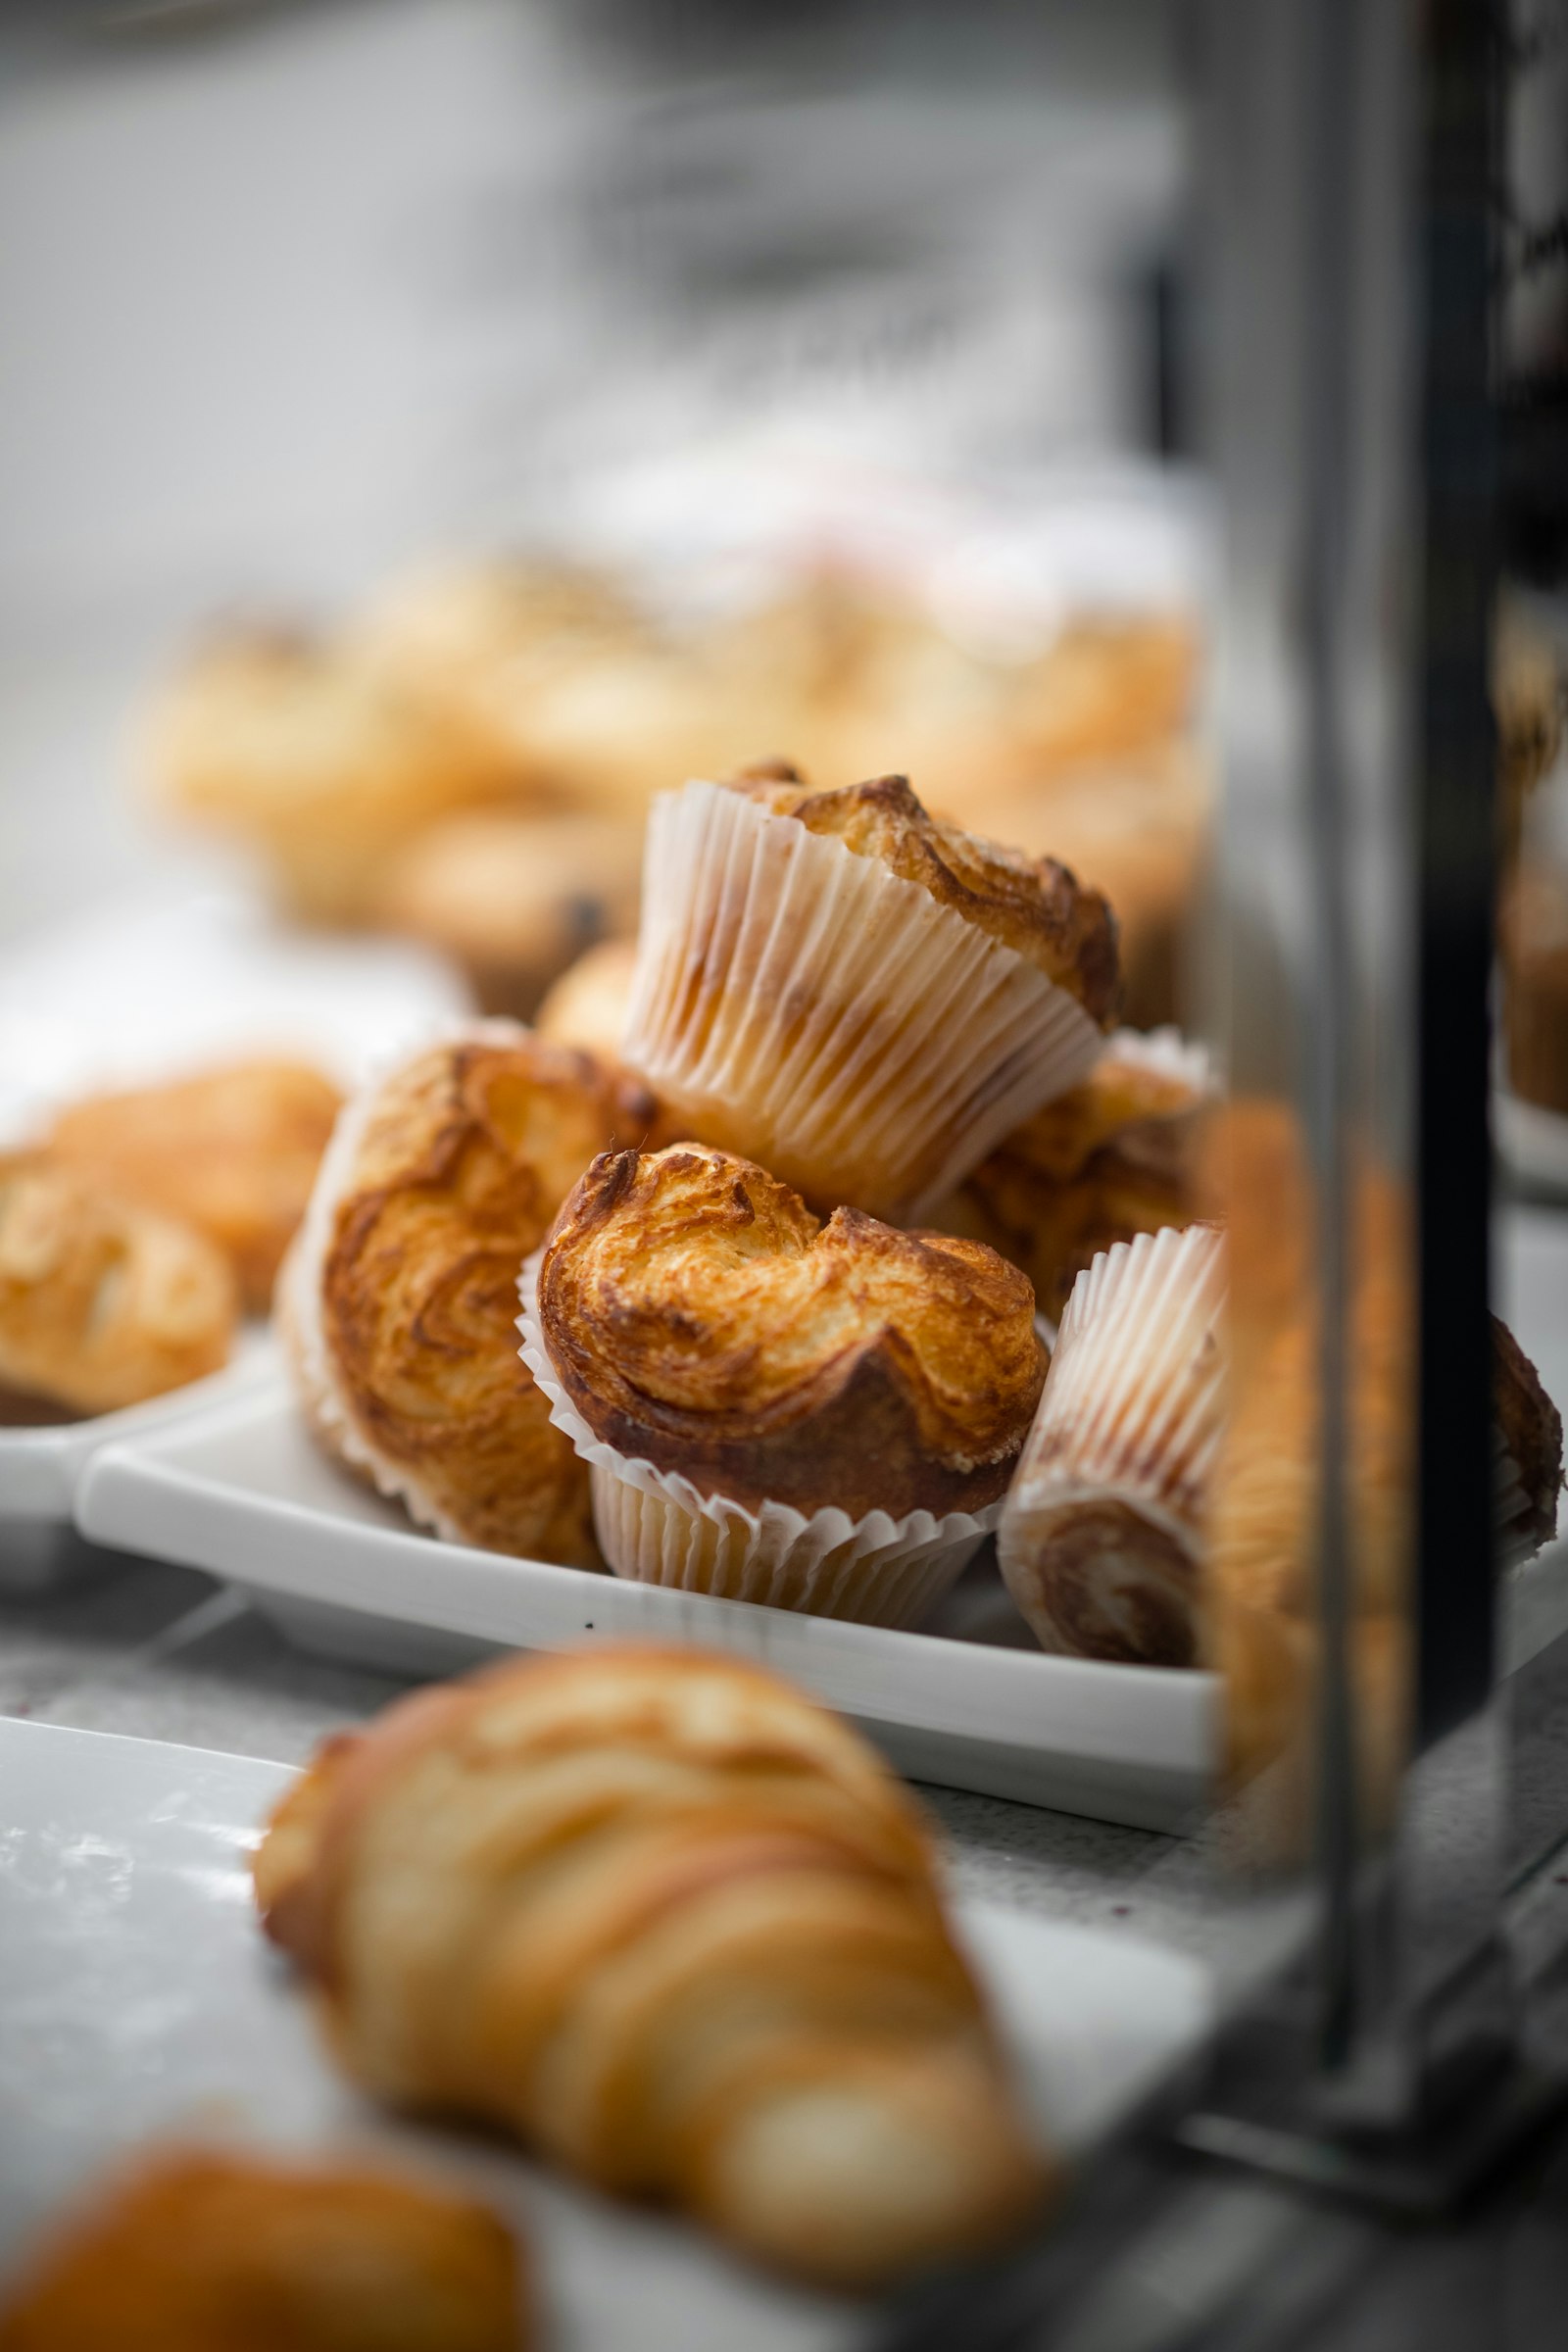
516, 1248, 994, 1627
619, 779, 1105, 1222
998, 1222, 1226, 1667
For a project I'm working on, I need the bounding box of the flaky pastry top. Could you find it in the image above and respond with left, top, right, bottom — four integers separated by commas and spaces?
536, 1144, 1046, 1518
723, 769, 1120, 1024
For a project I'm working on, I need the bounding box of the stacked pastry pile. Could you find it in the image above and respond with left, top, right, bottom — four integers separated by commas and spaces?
281, 758, 1564, 1669
0, 1060, 340, 1424
142, 556, 1203, 1026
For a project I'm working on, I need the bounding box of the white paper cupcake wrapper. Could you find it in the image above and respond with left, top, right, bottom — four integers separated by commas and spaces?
516, 1249, 993, 1627
620, 779, 1104, 1221
1494, 1430, 1554, 1573
1006, 1222, 1228, 1536
997, 1222, 1225, 1662
283, 1016, 534, 1548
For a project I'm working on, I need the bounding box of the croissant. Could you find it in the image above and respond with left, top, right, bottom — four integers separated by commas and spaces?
254, 1644, 1049, 2289
0, 2148, 523, 2352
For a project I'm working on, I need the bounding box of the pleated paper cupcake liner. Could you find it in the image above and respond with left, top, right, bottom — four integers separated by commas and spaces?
620, 780, 1104, 1221
282, 1017, 533, 1547
998, 1223, 1226, 1663
517, 1249, 993, 1628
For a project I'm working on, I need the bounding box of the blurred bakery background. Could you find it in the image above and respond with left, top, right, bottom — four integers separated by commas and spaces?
0, 0, 1211, 1134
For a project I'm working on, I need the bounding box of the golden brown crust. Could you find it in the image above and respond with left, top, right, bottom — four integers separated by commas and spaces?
44, 1061, 341, 1314
534, 937, 641, 1061
1493, 1313, 1564, 1552
0, 2149, 522, 2352
141, 625, 518, 924
306, 1035, 660, 1561
723, 770, 1120, 1022
253, 1643, 1049, 2288
943, 1048, 1204, 1320
0, 1161, 235, 1417
537, 1144, 1047, 1518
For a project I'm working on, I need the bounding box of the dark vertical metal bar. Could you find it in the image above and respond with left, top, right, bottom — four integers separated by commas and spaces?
1300, 0, 1361, 2075
1416, 0, 1498, 1749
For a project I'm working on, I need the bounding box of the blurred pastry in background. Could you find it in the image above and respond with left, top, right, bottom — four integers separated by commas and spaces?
282, 1025, 657, 1562
1500, 866, 1568, 1117
935, 1029, 1208, 1321
42, 1060, 342, 1314
534, 936, 640, 1060
0, 1162, 235, 1419
0, 2147, 523, 2352
1494, 598, 1563, 876
140, 625, 521, 925
958, 745, 1210, 1031
375, 809, 643, 1019
1494, 1313, 1566, 1568
255, 1643, 1051, 2287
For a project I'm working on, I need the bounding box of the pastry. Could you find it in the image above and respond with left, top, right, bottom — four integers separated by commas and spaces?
621, 768, 1118, 1221
998, 1223, 1225, 1668
254, 1643, 1050, 2288
956, 746, 1211, 1032
0, 1162, 235, 1418
939, 1028, 1209, 1322
282, 1025, 658, 1561
534, 937, 640, 1061
141, 625, 518, 924
1494, 1312, 1565, 1564
0, 2149, 521, 2351
43, 1060, 342, 1313
520, 1142, 1046, 1624
374, 809, 643, 1019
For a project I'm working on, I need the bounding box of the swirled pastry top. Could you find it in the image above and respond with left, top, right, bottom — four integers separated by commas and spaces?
305, 1032, 660, 1561
722, 769, 1120, 1024
536, 1143, 1047, 1518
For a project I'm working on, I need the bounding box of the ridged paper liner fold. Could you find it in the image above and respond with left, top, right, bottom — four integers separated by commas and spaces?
281, 1017, 535, 1548
999, 1223, 1226, 1662
517, 1249, 993, 1626
620, 779, 1104, 1220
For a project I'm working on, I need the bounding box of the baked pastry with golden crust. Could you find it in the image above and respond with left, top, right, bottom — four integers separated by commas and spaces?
254, 1643, 1050, 2288
283, 1026, 658, 1561
1494, 1314, 1564, 1561
43, 1060, 342, 1314
942, 1031, 1207, 1321
622, 770, 1118, 1220
534, 936, 640, 1061
729, 770, 1119, 1017
141, 625, 518, 924
0, 2149, 522, 2352
536, 1142, 1046, 1523
0, 1162, 235, 1418
374, 810, 642, 1019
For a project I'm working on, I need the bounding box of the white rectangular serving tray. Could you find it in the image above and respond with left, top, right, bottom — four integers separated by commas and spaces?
0, 1331, 277, 1590
76, 1377, 1218, 1832
0, 1717, 1213, 2352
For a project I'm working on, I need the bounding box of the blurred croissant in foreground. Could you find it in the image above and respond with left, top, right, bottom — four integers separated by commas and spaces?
0, 2148, 523, 2352
255, 1643, 1051, 2289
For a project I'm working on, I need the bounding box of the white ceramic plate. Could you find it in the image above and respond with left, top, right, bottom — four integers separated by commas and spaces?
0, 1331, 277, 1588
0, 1717, 1212, 2350
75, 1379, 1218, 1833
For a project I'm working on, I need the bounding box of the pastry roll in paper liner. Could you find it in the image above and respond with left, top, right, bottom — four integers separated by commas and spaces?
281, 1016, 534, 1547
999, 1222, 1226, 1667
517, 1249, 995, 1626
619, 779, 1104, 1222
